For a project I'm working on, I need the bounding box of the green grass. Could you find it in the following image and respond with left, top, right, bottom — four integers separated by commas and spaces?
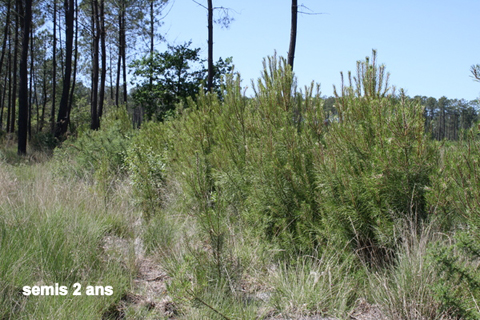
0, 160, 137, 319
3, 52, 480, 319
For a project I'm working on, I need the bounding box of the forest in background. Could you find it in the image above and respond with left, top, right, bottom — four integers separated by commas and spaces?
0, 0, 477, 153
1, 0, 480, 319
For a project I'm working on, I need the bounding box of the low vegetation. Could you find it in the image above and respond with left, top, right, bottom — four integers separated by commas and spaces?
2, 51, 480, 319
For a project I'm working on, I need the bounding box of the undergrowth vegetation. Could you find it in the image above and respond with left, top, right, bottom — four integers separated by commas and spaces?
140, 51, 479, 319
3, 51, 480, 319
0, 160, 137, 319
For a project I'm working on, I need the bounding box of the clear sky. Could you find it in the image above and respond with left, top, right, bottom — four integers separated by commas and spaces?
154, 0, 480, 100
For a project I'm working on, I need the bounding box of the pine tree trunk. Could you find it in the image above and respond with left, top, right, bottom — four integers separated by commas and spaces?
55, 0, 74, 138
0, 71, 7, 129
0, 0, 11, 130
51, 0, 56, 133
121, 9, 127, 105
109, 49, 113, 100
287, 0, 297, 70
90, 0, 99, 130
28, 24, 34, 139
99, 0, 106, 119
18, 0, 32, 155
6, 41, 11, 131
149, 0, 154, 87
0, 0, 11, 90
40, 56, 47, 132
115, 9, 121, 107
207, 0, 213, 92
10, 2, 19, 134
67, 0, 78, 129
39, 42, 47, 132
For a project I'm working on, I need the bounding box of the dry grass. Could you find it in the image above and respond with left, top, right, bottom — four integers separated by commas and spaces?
366, 220, 452, 320
0, 159, 138, 319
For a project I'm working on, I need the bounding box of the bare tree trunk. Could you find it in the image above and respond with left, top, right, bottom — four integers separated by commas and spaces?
90, 0, 99, 130
149, 0, 154, 87
0, 0, 11, 130
99, 0, 106, 119
0, 0, 11, 88
287, 0, 297, 70
0, 71, 7, 129
40, 53, 47, 132
114, 3, 127, 107
58, 11, 64, 75
207, 0, 213, 92
18, 0, 32, 155
6, 40, 11, 131
55, 0, 74, 138
10, 1, 19, 134
115, 9, 121, 107
150, 0, 154, 55
109, 47, 113, 100
121, 8, 127, 105
28, 24, 34, 139
34, 69, 39, 133
67, 0, 78, 129
51, 0, 56, 133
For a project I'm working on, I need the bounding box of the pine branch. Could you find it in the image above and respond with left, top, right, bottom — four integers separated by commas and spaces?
191, 0, 207, 10
298, 4, 325, 15
186, 289, 232, 320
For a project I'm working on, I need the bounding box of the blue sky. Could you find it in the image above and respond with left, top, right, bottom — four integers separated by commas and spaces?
154, 0, 480, 100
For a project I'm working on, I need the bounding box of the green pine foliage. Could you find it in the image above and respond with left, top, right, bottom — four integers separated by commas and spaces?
127, 51, 469, 317
429, 128, 480, 318
125, 121, 167, 217
151, 51, 438, 262
315, 51, 438, 263
156, 54, 325, 256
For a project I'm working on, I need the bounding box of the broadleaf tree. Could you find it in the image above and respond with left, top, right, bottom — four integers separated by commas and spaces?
130, 42, 232, 122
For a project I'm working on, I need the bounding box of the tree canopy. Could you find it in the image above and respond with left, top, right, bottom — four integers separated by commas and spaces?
130, 42, 232, 121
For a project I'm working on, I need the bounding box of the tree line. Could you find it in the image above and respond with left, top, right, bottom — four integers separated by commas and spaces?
323, 95, 478, 141
0, 0, 173, 154
0, 0, 478, 155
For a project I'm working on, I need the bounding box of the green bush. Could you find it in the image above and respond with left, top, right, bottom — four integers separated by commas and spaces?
314, 51, 438, 263
119, 51, 480, 318
125, 121, 167, 217
156, 55, 325, 256
30, 131, 57, 152
150, 51, 439, 263
53, 108, 133, 179
430, 129, 480, 319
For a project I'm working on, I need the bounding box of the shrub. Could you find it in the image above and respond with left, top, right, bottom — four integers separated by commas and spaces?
53, 108, 133, 179
430, 128, 480, 319
157, 55, 326, 255
153, 50, 440, 263
314, 50, 438, 264
125, 121, 167, 217
30, 131, 57, 153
